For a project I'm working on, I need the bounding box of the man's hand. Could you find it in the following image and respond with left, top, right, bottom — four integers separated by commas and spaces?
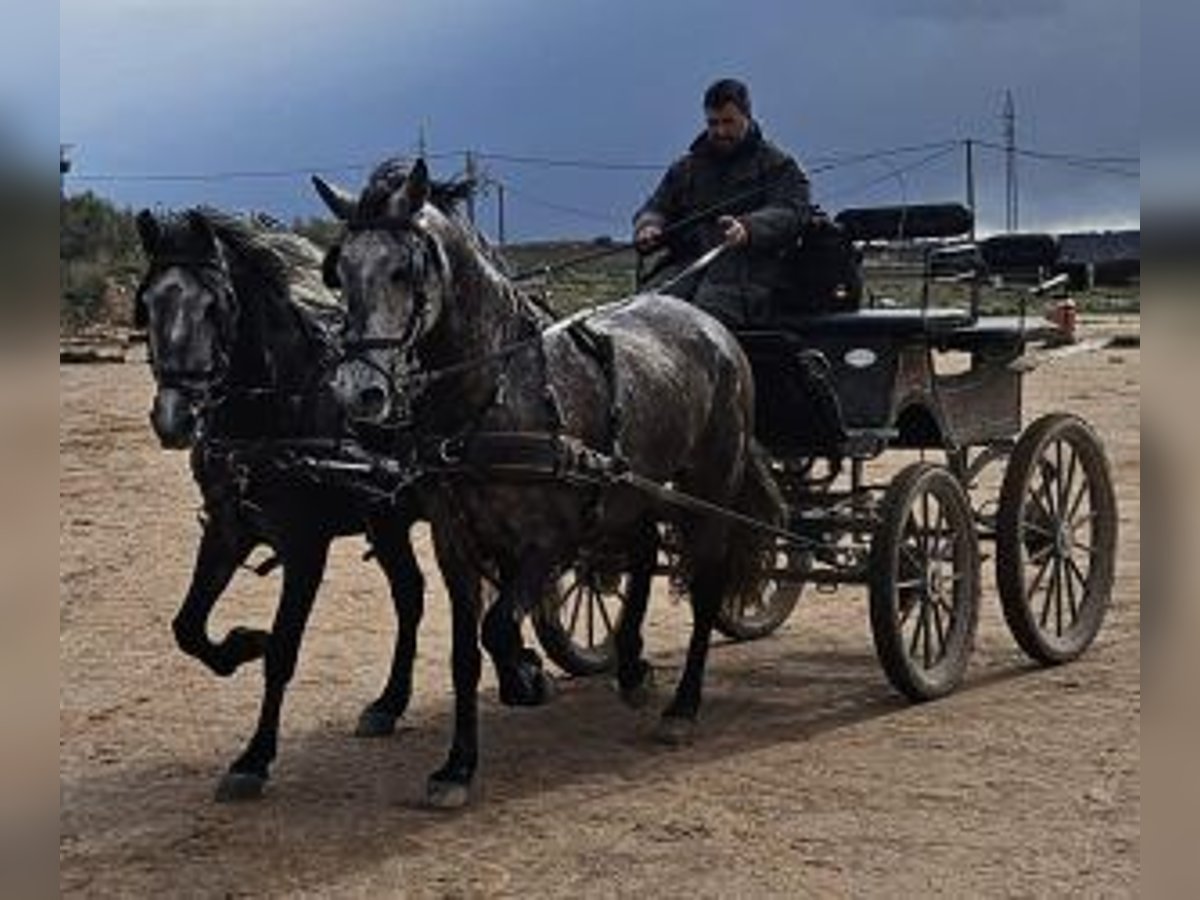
634, 223, 663, 252
718, 215, 748, 247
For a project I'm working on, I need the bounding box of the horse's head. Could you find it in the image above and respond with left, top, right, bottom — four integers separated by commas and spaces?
135, 209, 240, 448
314, 158, 452, 425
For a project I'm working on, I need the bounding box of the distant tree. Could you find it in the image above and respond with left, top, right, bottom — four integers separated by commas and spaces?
60, 192, 144, 329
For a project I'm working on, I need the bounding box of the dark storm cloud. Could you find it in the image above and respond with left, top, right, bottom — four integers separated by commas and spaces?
60, 0, 1138, 238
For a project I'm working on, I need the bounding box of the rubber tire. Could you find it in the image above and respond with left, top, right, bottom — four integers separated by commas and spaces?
995, 413, 1117, 664
869, 462, 981, 702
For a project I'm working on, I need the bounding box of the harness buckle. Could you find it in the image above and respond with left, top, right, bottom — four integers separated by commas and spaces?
438, 437, 465, 465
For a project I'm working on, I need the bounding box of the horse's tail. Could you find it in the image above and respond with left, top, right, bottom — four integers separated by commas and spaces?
725, 440, 787, 600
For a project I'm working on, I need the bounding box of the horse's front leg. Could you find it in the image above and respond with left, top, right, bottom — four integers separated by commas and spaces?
481, 551, 557, 707
216, 534, 330, 802
172, 518, 268, 677
355, 510, 425, 738
426, 525, 482, 809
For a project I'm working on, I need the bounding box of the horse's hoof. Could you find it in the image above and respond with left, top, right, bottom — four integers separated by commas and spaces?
214, 771, 267, 803
354, 705, 399, 738
498, 667, 556, 707
618, 664, 656, 709
652, 715, 696, 747
620, 682, 654, 710
226, 626, 270, 659
426, 777, 472, 810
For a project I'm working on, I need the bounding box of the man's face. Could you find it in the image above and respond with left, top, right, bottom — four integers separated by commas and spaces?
705, 101, 750, 154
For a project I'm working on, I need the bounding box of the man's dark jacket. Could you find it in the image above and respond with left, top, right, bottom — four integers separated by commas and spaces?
634, 122, 810, 327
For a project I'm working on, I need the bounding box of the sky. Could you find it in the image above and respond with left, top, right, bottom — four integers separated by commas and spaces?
58, 0, 1141, 241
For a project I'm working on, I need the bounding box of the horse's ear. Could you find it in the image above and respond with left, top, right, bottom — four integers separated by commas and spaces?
312, 176, 357, 222
405, 158, 431, 210
184, 209, 218, 254
322, 243, 342, 289
135, 209, 160, 255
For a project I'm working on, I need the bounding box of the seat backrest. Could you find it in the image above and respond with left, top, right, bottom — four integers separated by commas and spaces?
774, 210, 863, 316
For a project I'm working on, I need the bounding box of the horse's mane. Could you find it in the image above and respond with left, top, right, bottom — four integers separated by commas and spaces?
192, 208, 343, 328
358, 158, 517, 278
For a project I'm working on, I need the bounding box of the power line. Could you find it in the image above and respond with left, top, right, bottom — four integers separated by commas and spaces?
67, 151, 464, 184
808, 139, 962, 173
64, 138, 1138, 184
477, 151, 662, 172
974, 139, 1140, 178
824, 144, 961, 204
494, 180, 624, 227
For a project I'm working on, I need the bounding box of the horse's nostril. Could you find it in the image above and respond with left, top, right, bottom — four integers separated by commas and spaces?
355, 385, 389, 420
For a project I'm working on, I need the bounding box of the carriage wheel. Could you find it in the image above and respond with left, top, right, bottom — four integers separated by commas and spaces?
996, 413, 1117, 664
532, 566, 625, 676
714, 540, 805, 640
869, 462, 981, 701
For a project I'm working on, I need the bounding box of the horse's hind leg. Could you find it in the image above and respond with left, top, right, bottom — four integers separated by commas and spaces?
615, 522, 659, 708
356, 513, 425, 738
172, 519, 267, 677
657, 537, 728, 745
481, 552, 557, 707
216, 534, 329, 802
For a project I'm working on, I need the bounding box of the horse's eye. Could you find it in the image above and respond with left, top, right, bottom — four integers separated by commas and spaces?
389, 267, 407, 286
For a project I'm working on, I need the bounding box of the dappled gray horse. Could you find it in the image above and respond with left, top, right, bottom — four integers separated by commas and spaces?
135, 208, 428, 801
316, 158, 782, 808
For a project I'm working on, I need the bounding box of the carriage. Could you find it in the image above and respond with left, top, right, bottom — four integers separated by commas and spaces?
530, 203, 1118, 702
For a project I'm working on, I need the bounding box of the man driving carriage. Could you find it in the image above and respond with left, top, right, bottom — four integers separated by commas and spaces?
633, 78, 812, 328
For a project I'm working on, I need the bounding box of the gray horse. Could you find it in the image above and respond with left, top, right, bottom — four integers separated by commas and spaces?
316, 158, 783, 808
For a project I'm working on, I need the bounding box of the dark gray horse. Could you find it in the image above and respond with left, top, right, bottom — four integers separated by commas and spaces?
135, 208, 426, 801
316, 158, 782, 808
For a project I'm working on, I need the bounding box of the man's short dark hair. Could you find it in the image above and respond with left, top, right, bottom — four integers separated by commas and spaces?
703, 78, 751, 115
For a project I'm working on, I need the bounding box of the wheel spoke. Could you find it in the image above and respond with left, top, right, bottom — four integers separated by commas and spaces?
565, 581, 584, 635
1064, 554, 1079, 626
1063, 444, 1080, 514
586, 588, 596, 647
1039, 556, 1059, 629
1071, 539, 1096, 557
1071, 509, 1099, 531
923, 599, 935, 668
900, 542, 924, 573
920, 493, 932, 558
1066, 477, 1089, 528
1034, 461, 1058, 520
1066, 555, 1090, 607
1053, 440, 1066, 516
1026, 548, 1055, 600
1026, 542, 1055, 566
909, 594, 927, 659
1055, 441, 1071, 516
596, 593, 616, 637
931, 599, 947, 656
1054, 557, 1065, 637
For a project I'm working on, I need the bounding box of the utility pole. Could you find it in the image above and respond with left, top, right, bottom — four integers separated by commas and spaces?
496, 180, 507, 247
1003, 90, 1018, 232
964, 138, 976, 243
417, 124, 428, 160
464, 150, 477, 225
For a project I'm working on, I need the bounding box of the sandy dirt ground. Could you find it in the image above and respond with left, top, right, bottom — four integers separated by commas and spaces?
61, 321, 1140, 897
